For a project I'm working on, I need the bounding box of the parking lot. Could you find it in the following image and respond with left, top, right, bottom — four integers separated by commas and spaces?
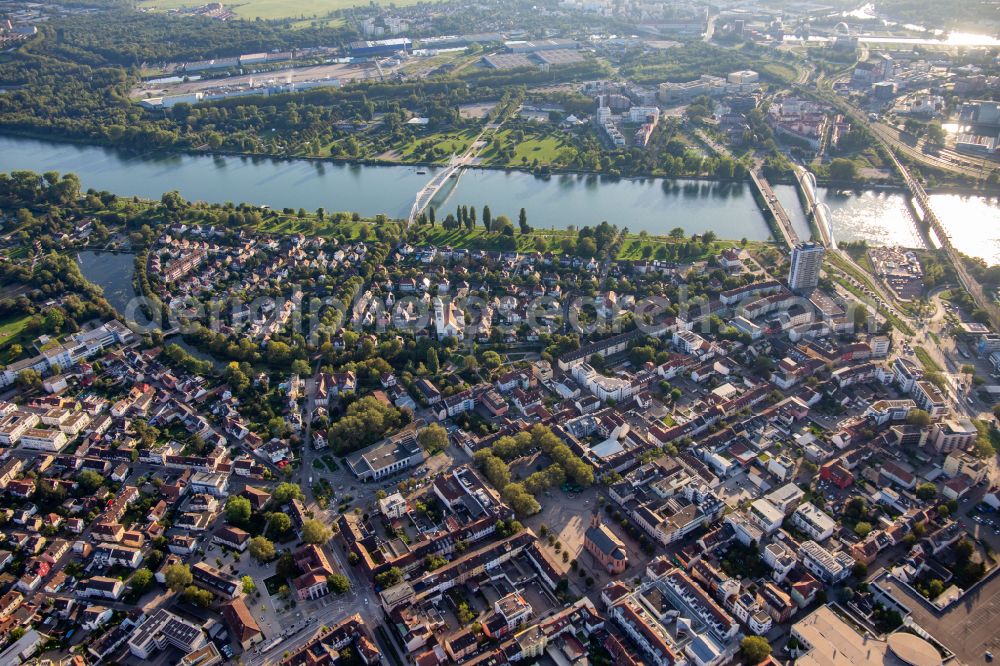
719, 470, 756, 508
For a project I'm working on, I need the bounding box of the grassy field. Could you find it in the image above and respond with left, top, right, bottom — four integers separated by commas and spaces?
478, 129, 576, 168
394, 129, 481, 163
0, 315, 34, 365
139, 0, 429, 20
287, 17, 345, 30
505, 135, 572, 167
760, 61, 799, 85
0, 315, 30, 346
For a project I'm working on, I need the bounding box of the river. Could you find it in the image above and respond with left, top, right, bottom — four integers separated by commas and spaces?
0, 135, 774, 240
840, 3, 1000, 46
5, 135, 1000, 263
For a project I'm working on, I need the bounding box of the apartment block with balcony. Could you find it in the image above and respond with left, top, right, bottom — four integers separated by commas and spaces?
792, 502, 837, 542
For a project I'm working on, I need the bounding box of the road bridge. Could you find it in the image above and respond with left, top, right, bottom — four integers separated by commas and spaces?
749, 167, 799, 249
688, 128, 802, 251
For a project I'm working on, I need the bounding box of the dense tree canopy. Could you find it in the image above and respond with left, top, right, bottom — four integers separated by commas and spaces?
163, 563, 192, 592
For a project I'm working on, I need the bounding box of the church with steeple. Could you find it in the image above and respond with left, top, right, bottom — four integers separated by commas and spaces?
584, 508, 629, 574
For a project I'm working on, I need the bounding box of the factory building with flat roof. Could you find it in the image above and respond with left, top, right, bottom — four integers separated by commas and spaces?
349, 38, 412, 57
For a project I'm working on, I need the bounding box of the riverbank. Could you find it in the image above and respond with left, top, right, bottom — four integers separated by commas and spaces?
0, 134, 777, 241
4, 127, 997, 201
0, 127, 752, 184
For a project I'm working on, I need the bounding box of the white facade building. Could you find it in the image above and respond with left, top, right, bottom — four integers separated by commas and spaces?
788, 242, 825, 292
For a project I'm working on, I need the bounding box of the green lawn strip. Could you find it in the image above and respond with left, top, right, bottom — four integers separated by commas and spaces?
913, 346, 943, 373
843, 247, 875, 275
832, 276, 914, 336
826, 251, 878, 293
248, 204, 767, 259
408, 226, 751, 259
827, 252, 915, 334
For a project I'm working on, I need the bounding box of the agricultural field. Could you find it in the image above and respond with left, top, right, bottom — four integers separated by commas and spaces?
138, 0, 431, 21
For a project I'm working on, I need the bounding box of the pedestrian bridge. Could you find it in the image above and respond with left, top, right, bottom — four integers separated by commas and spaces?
795, 167, 835, 249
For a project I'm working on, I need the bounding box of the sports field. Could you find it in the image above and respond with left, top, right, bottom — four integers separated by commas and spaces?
139, 0, 431, 21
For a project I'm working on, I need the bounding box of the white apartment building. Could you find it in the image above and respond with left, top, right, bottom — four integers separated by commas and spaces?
765, 483, 804, 514
930, 419, 977, 453
628, 106, 660, 123
788, 242, 825, 292
763, 540, 797, 583
912, 380, 948, 418
0, 412, 39, 445
799, 540, 852, 583
748, 499, 784, 534
571, 363, 637, 403
791, 502, 836, 542
19, 428, 68, 452
943, 450, 988, 484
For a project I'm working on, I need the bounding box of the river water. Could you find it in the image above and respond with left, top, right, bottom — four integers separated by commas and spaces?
0, 136, 773, 240
6, 135, 1000, 263
840, 2, 1000, 46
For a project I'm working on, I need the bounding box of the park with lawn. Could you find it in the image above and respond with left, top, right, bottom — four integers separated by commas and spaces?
0, 314, 35, 365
